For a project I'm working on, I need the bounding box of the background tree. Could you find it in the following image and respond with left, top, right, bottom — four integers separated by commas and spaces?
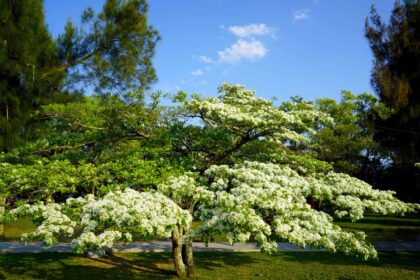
365, 0, 420, 201
311, 92, 391, 180
53, 0, 160, 95
0, 0, 160, 152
0, 0, 69, 151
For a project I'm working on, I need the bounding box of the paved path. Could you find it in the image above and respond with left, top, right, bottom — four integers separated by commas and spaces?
0, 241, 419, 253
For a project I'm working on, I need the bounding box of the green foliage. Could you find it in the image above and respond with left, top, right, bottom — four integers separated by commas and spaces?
365, 1, 420, 202
311, 91, 388, 175
365, 0, 420, 165
0, 92, 184, 207
0, 0, 70, 151
55, 0, 160, 94
1, 84, 418, 277
0, 0, 159, 152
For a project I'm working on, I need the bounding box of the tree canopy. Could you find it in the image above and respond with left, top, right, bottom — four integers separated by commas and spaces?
310, 92, 390, 177
54, 0, 160, 95
3, 84, 418, 278
365, 0, 420, 165
0, 0, 68, 151
365, 0, 420, 201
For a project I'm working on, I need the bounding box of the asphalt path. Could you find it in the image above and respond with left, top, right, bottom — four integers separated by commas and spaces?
0, 241, 419, 253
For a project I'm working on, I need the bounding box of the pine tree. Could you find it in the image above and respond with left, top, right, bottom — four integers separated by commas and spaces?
0, 0, 160, 152
0, 0, 65, 151
365, 0, 420, 165
53, 0, 160, 96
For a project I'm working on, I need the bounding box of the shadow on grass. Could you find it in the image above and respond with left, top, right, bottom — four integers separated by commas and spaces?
278, 251, 420, 272
0, 252, 175, 279
193, 251, 258, 271
0, 251, 258, 279
0, 251, 418, 279
91, 253, 175, 276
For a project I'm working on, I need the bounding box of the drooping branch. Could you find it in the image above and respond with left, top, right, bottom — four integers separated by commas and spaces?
20, 132, 149, 157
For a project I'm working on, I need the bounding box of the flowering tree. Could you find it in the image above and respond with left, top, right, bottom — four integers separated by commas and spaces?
0, 93, 182, 230
4, 84, 419, 278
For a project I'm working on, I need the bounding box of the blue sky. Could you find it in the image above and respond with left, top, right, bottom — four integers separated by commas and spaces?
44, 0, 394, 102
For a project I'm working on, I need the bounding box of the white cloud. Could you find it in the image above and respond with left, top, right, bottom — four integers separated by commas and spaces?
192, 69, 204, 76
228, 23, 273, 38
218, 39, 267, 64
198, 55, 216, 64
195, 23, 272, 66
293, 9, 310, 21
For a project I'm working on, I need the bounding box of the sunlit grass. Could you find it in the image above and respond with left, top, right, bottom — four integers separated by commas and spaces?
335, 214, 420, 242
0, 217, 35, 242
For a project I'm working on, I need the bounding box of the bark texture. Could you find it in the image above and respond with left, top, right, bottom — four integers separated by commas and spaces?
171, 225, 195, 278
0, 196, 5, 236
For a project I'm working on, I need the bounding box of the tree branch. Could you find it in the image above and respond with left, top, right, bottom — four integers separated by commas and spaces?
40, 51, 96, 78
20, 132, 149, 157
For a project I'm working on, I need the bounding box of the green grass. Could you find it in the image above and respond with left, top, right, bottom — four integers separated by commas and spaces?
335, 214, 420, 242
0, 217, 35, 241
0, 251, 418, 279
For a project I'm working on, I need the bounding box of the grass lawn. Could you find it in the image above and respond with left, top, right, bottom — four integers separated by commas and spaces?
0, 218, 35, 242
335, 214, 420, 242
0, 251, 418, 279
1, 216, 419, 279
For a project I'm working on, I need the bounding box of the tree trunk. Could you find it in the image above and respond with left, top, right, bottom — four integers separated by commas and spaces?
172, 225, 187, 278
182, 241, 195, 277
308, 195, 315, 209
172, 225, 195, 278
0, 195, 5, 236
5, 102, 9, 123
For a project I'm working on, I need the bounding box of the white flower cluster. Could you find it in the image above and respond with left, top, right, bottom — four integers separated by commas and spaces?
71, 231, 129, 254
9, 202, 75, 246
166, 161, 418, 260
10, 189, 191, 253
308, 172, 419, 221
76, 189, 191, 235
9, 160, 418, 261
158, 174, 214, 208
186, 83, 332, 143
